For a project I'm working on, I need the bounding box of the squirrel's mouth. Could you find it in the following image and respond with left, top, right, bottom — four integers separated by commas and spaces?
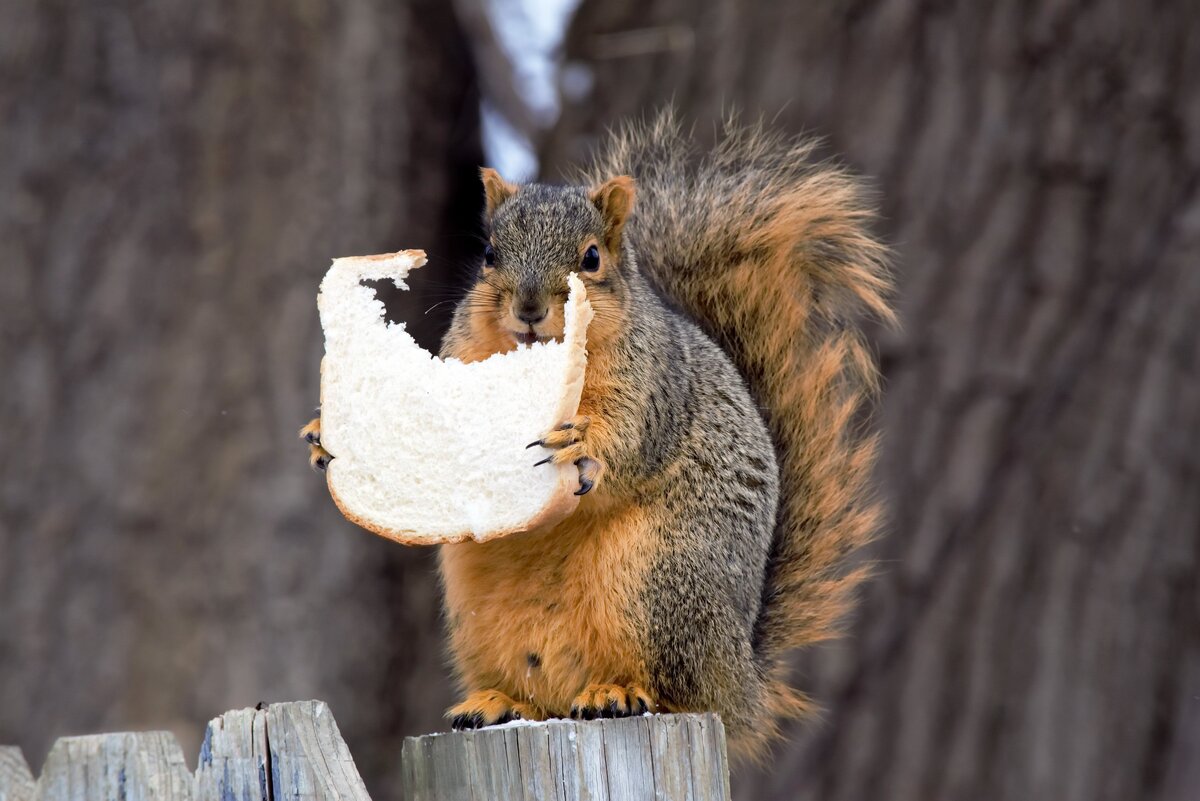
511, 328, 557, 346
513, 330, 550, 346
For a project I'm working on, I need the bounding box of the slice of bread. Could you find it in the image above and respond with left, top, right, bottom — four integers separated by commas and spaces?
317, 249, 594, 545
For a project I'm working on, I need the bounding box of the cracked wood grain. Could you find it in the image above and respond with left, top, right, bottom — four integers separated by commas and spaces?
3, 701, 371, 801
402, 714, 731, 801
0, 749, 35, 801
35, 732, 193, 801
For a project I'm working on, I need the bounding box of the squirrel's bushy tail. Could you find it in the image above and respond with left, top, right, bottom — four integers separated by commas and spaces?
581, 110, 895, 748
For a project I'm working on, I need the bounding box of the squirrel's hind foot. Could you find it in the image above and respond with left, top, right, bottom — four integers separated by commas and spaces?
528, 415, 605, 495
447, 690, 544, 730
569, 683, 656, 720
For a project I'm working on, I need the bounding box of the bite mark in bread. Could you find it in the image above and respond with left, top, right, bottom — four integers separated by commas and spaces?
315, 249, 594, 544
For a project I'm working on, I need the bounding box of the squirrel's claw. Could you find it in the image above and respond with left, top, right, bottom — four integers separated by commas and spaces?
447, 690, 542, 731
535, 416, 590, 449
299, 417, 322, 445
570, 684, 655, 720
526, 422, 576, 451
301, 417, 329, 470
532, 444, 605, 495
574, 456, 602, 495
451, 711, 485, 730
309, 446, 331, 471
530, 416, 605, 493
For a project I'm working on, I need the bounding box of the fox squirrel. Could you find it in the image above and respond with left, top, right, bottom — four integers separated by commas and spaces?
303, 112, 894, 758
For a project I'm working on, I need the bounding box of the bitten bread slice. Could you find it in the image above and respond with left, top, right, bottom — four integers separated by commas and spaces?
317, 249, 594, 544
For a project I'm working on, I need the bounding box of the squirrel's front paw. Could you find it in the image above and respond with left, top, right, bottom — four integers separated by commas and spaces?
527, 415, 605, 495
447, 690, 543, 730
298, 416, 331, 471
570, 683, 656, 720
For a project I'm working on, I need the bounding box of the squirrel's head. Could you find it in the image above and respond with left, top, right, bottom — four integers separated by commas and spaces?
459, 168, 636, 354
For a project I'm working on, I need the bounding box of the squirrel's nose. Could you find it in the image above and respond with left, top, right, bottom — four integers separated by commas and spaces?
514, 301, 547, 325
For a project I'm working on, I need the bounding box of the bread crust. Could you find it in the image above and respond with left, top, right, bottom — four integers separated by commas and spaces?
325, 475, 579, 545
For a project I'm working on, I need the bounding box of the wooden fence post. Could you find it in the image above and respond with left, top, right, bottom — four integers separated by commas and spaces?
35, 732, 193, 801
265, 701, 372, 801
402, 713, 731, 801
195, 707, 268, 801
0, 748, 35, 801
1, 701, 370, 801
1, 702, 724, 801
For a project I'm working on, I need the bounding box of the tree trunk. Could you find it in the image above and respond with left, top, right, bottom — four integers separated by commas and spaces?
542, 2, 1200, 800
0, 2, 480, 797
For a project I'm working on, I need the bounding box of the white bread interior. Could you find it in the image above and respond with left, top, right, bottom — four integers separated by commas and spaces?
317, 249, 594, 544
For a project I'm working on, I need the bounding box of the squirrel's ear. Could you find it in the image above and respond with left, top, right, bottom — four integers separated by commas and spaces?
480, 167, 518, 217
589, 176, 637, 251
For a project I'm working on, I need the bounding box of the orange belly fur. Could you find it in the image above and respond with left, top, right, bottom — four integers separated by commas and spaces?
439, 503, 653, 714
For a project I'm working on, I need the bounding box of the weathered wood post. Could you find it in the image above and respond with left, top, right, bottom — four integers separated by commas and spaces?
1, 702, 727, 800
35, 731, 194, 801
263, 701, 373, 801
195, 705, 270, 801
0, 748, 35, 801
195, 700, 372, 801
0, 701, 371, 801
402, 713, 731, 801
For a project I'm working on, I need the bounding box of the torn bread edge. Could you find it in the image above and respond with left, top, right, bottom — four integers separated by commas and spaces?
318, 249, 594, 545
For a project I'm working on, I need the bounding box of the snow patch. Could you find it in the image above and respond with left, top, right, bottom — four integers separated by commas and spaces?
480, 0, 583, 179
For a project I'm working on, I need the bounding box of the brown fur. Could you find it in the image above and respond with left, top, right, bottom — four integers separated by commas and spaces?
480, 167, 518, 216
581, 112, 896, 739
439, 502, 655, 715
435, 112, 894, 759
589, 176, 636, 251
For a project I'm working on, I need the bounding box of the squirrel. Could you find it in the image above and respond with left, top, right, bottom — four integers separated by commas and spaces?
303, 111, 894, 759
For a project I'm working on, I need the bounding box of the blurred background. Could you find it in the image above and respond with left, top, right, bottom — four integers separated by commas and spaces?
2, 1, 1198, 799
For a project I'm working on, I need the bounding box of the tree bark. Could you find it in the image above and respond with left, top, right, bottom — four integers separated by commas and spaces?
0, 2, 480, 797
543, 2, 1200, 800
5, 2, 1199, 799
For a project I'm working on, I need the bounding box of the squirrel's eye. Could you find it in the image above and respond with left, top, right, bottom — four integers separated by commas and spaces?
581, 244, 600, 272
483, 244, 496, 267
